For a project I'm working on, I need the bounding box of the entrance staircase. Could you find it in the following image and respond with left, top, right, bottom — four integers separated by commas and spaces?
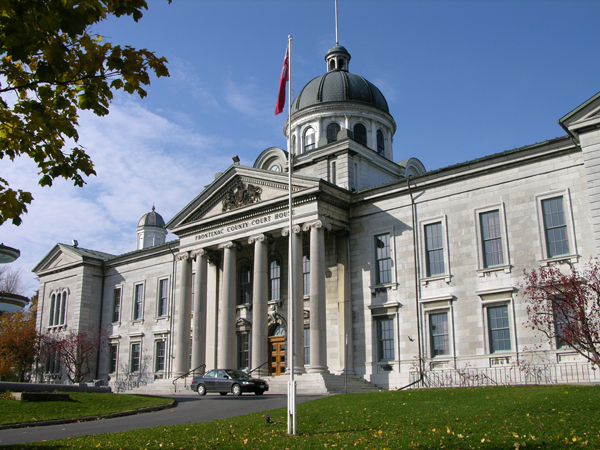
119, 373, 381, 396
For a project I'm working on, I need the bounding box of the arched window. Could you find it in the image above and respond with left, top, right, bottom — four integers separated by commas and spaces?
303, 253, 310, 297
49, 294, 55, 326
327, 122, 341, 144
238, 263, 251, 305
377, 129, 385, 156
303, 127, 315, 153
60, 291, 67, 325
353, 123, 367, 146
269, 258, 281, 301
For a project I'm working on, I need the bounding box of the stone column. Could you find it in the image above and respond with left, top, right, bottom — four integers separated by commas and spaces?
174, 251, 192, 376
217, 241, 239, 369
191, 249, 208, 375
303, 219, 331, 373
249, 234, 270, 376
283, 224, 305, 374
336, 233, 354, 374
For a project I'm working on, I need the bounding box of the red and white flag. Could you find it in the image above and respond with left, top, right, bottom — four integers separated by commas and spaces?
275, 46, 289, 115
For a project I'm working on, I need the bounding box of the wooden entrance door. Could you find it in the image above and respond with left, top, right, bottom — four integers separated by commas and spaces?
268, 336, 286, 376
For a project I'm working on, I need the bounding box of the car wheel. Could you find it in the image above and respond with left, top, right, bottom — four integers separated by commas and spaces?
231, 383, 242, 396
197, 384, 206, 396
255, 391, 264, 396
219, 392, 227, 396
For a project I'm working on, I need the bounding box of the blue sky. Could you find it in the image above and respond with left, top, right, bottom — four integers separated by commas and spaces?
3, 0, 600, 295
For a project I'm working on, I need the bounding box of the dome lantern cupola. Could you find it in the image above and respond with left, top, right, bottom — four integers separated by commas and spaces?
325, 44, 351, 72
136, 205, 167, 250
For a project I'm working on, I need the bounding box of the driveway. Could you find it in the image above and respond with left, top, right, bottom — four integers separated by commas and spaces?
0, 393, 323, 446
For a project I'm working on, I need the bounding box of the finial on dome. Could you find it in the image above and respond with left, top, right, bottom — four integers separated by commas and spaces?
152, 204, 155, 212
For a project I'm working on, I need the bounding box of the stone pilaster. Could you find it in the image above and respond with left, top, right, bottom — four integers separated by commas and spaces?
174, 251, 192, 376
303, 219, 331, 373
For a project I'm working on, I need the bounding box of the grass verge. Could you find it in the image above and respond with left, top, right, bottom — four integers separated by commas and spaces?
6, 384, 600, 449
0, 392, 172, 425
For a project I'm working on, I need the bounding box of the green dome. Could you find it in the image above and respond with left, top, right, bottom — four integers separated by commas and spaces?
291, 70, 390, 114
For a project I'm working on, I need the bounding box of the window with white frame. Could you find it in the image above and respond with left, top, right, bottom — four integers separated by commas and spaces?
327, 122, 340, 143
303, 252, 310, 297
157, 278, 168, 317
480, 210, 504, 268
112, 288, 121, 323
238, 263, 251, 305
109, 344, 118, 374
542, 197, 570, 258
376, 129, 385, 156
49, 290, 67, 327
304, 327, 310, 365
536, 192, 576, 261
237, 333, 249, 370
155, 340, 165, 372
269, 257, 281, 301
303, 127, 315, 152
130, 342, 141, 372
376, 317, 394, 361
487, 305, 511, 353
133, 284, 144, 320
375, 233, 392, 285
429, 312, 450, 357
353, 123, 367, 146
424, 222, 444, 277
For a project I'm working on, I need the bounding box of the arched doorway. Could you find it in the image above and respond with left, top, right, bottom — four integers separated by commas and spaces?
268, 324, 286, 376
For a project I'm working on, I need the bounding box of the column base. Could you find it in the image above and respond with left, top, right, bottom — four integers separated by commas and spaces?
306, 365, 329, 374
286, 366, 306, 375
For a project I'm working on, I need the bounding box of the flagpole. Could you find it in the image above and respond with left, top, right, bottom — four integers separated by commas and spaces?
286, 34, 297, 436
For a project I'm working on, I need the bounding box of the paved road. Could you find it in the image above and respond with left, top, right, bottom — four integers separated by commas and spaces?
0, 393, 323, 446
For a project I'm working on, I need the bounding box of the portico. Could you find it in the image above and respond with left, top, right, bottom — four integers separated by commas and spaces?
168, 167, 351, 379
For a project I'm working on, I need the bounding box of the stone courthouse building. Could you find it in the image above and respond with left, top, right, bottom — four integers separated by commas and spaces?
33, 43, 600, 391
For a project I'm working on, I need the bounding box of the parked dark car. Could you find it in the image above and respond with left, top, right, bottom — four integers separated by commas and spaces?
191, 369, 269, 396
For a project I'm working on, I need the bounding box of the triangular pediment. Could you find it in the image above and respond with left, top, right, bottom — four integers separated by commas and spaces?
559, 91, 600, 140
167, 166, 320, 232
33, 244, 114, 275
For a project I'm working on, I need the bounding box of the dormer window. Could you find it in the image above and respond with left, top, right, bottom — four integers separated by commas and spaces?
327, 123, 341, 143
303, 127, 315, 153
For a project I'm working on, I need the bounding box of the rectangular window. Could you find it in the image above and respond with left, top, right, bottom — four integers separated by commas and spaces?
158, 279, 168, 317
130, 343, 141, 373
375, 234, 392, 285
191, 273, 195, 311
304, 328, 310, 365
112, 288, 121, 323
424, 222, 444, 276
133, 284, 143, 320
303, 255, 310, 297
429, 312, 449, 357
488, 305, 511, 353
376, 317, 394, 361
269, 260, 281, 301
480, 210, 504, 267
109, 344, 118, 373
542, 197, 569, 258
237, 333, 249, 370
155, 341, 165, 372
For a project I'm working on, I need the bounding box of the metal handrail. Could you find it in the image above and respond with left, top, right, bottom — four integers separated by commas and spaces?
172, 364, 206, 392
247, 361, 269, 376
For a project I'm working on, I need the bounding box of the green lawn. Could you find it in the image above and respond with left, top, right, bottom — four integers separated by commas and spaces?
0, 392, 172, 425
6, 385, 600, 449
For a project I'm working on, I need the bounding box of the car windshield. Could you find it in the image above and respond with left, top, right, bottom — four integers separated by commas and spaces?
226, 370, 250, 379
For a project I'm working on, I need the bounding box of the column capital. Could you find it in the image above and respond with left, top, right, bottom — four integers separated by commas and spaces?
248, 233, 274, 244
175, 251, 190, 262
281, 224, 302, 236
302, 219, 332, 232
190, 248, 207, 259
218, 241, 242, 251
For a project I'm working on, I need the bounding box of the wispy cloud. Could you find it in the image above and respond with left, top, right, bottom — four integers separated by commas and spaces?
1, 95, 233, 295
